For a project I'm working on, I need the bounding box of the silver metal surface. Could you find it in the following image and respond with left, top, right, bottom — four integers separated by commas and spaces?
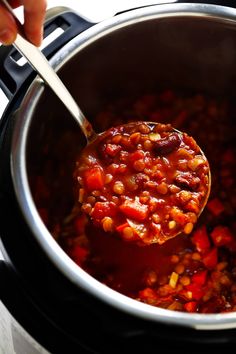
10, 2, 236, 330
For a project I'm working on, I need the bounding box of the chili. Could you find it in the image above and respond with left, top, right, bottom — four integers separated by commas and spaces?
74, 122, 210, 245
32, 89, 236, 314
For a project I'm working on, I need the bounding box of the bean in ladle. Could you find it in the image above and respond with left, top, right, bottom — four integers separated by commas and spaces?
1, 0, 211, 245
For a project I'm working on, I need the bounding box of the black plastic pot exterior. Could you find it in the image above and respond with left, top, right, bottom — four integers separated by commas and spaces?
1, 2, 236, 352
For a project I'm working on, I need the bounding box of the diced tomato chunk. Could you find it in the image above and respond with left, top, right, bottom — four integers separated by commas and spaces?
192, 226, 211, 253
182, 134, 198, 152
170, 208, 188, 225
105, 144, 121, 157
84, 167, 105, 191
139, 287, 158, 300
116, 222, 129, 233
184, 301, 198, 313
202, 248, 218, 269
210, 225, 234, 247
91, 202, 117, 221
192, 270, 208, 285
207, 198, 225, 216
119, 200, 148, 221
150, 222, 161, 236
185, 200, 200, 214
129, 150, 145, 162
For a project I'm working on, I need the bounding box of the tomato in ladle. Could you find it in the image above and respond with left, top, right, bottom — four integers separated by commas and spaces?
74, 122, 210, 245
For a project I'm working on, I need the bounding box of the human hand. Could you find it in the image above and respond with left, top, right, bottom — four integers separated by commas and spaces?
0, 0, 47, 46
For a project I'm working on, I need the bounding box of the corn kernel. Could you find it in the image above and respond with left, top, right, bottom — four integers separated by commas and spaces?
148, 132, 161, 141
169, 272, 179, 288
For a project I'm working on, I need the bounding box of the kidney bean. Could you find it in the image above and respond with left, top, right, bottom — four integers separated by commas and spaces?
74, 122, 209, 245
153, 132, 181, 156
175, 172, 200, 191
44, 90, 236, 315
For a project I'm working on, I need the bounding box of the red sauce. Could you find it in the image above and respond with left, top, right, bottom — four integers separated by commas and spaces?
33, 90, 236, 314
74, 122, 209, 245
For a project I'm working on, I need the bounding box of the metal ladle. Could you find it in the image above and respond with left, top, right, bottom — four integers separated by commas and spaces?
1, 0, 211, 244
1, 0, 97, 143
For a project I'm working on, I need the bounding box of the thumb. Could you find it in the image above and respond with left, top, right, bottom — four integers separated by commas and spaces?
0, 4, 17, 45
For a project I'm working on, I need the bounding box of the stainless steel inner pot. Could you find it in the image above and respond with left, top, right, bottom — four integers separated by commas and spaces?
10, 3, 236, 330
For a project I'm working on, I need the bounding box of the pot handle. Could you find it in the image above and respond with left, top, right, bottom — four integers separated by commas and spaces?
0, 9, 94, 100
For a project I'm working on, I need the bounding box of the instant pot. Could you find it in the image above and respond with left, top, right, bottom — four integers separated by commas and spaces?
1, 1, 236, 353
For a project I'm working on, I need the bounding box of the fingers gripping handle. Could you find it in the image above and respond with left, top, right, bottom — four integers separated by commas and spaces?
0, 4, 94, 100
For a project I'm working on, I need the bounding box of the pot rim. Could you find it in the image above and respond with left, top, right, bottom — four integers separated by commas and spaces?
11, 3, 236, 329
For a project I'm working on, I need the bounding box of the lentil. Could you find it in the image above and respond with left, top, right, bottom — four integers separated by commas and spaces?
174, 263, 185, 275
102, 217, 114, 232
180, 275, 191, 286
113, 181, 125, 195
184, 222, 194, 234
33, 89, 236, 314
74, 122, 210, 245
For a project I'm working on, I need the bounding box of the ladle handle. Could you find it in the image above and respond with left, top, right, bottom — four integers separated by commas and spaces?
0, 0, 96, 142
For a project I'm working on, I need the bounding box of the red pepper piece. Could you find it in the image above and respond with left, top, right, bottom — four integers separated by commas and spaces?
91, 202, 117, 221
185, 283, 205, 300
116, 222, 129, 233
202, 248, 218, 269
119, 200, 149, 222
207, 198, 225, 216
184, 301, 198, 313
84, 167, 105, 191
210, 225, 234, 247
192, 226, 211, 253
192, 270, 208, 286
